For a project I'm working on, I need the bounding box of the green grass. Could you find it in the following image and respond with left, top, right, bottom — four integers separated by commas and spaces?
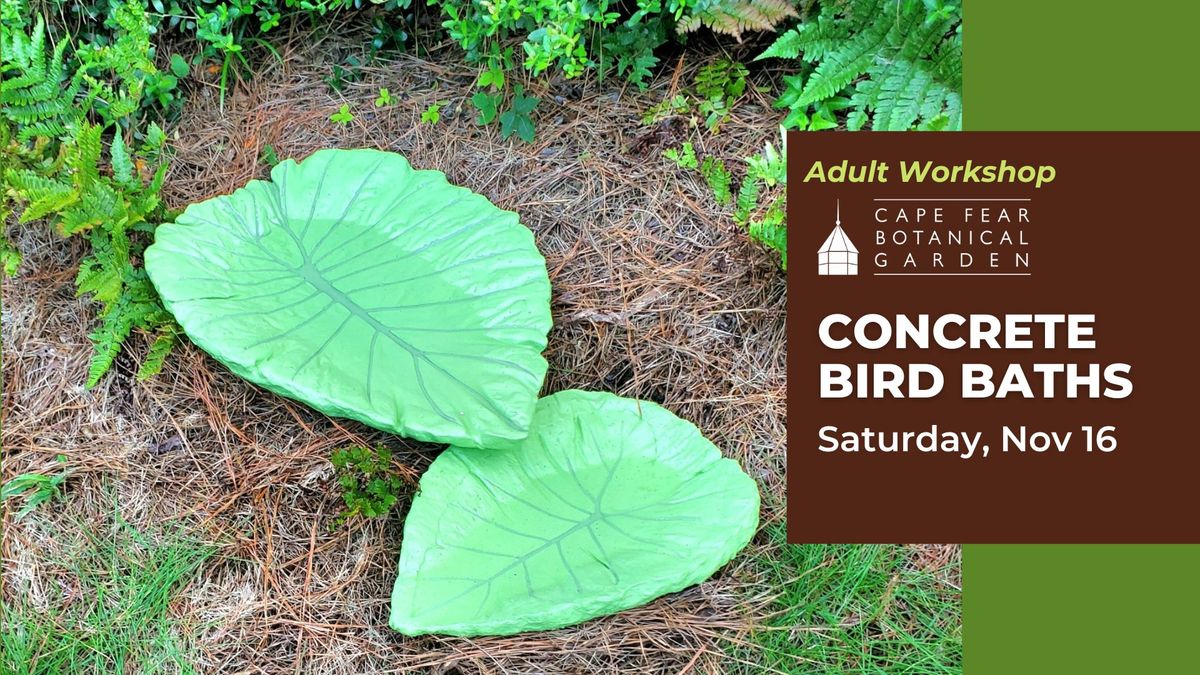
1, 509, 216, 674
739, 525, 962, 674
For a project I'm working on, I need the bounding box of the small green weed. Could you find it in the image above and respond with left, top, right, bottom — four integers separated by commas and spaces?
1, 455, 70, 519
421, 100, 447, 125
324, 54, 365, 94
330, 445, 407, 526
375, 87, 393, 107
667, 129, 787, 268
642, 58, 748, 132
330, 103, 354, 125
663, 142, 698, 170
259, 143, 280, 167
641, 93, 691, 124
695, 58, 748, 132
0, 233, 20, 277
700, 156, 732, 205
498, 84, 538, 142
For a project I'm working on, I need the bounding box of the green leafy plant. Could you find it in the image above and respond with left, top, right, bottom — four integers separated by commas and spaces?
374, 87, 392, 107
323, 53, 365, 93
700, 155, 732, 205
643, 56, 751, 131
2, 2, 179, 386
469, 57, 542, 141
420, 100, 446, 125
498, 84, 538, 142
330, 444, 407, 525
663, 141, 698, 169
641, 93, 691, 124
431, 0, 795, 96
677, 0, 800, 39
330, 103, 354, 124
389, 390, 760, 636
0, 455, 70, 519
0, 232, 20, 276
694, 58, 748, 131
739, 133, 787, 267
672, 131, 786, 268
259, 142, 279, 166
758, 0, 962, 131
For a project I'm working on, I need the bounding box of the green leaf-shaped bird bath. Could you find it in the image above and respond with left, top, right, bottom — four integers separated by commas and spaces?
145, 149, 551, 449
389, 390, 760, 636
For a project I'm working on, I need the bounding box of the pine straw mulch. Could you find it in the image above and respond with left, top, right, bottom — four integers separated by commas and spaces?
2, 31, 949, 674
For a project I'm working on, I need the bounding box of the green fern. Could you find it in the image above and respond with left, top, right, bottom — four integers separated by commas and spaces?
2, 2, 179, 387
700, 156, 733, 205
747, 201, 786, 268
0, 231, 20, 276
679, 0, 800, 40
136, 325, 180, 381
757, 0, 962, 131
0, 18, 85, 142
734, 177, 760, 224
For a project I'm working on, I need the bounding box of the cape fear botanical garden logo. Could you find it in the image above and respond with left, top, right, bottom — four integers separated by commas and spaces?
818, 200, 858, 276
819, 198, 1033, 277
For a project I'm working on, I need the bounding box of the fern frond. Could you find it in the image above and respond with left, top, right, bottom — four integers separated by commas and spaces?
75, 257, 124, 304
1, 229, 21, 277
700, 157, 732, 205
746, 200, 786, 268
680, 0, 800, 40
734, 178, 759, 224
4, 168, 68, 200
795, 0, 897, 107
759, 0, 961, 131
2, 21, 83, 140
86, 309, 133, 388
850, 12, 962, 130
135, 325, 179, 381
110, 132, 134, 186
71, 123, 103, 185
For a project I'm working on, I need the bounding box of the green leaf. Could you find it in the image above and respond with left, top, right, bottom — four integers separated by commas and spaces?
144, 149, 552, 450
477, 67, 504, 90
420, 101, 444, 125
169, 53, 189, 78
471, 92, 500, 125
110, 132, 134, 186
374, 88, 392, 107
499, 110, 535, 143
499, 86, 539, 142
510, 85, 539, 114
389, 390, 760, 636
330, 104, 353, 124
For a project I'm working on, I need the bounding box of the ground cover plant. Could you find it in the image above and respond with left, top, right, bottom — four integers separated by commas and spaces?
0, 505, 215, 674
330, 444, 408, 526
737, 526, 963, 673
2, 0, 963, 671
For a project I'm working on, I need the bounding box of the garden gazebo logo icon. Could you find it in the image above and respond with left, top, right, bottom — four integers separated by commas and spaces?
818, 200, 858, 275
